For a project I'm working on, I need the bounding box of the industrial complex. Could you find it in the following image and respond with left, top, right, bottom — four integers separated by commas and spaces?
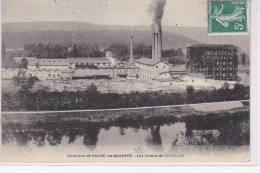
2, 21, 240, 88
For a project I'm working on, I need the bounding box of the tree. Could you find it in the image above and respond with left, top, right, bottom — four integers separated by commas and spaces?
232, 83, 249, 100
107, 43, 129, 59
186, 85, 195, 103
72, 44, 79, 57
36, 43, 46, 58
86, 83, 98, 94
89, 45, 104, 57
222, 82, 230, 90
241, 52, 246, 66
13, 70, 38, 92
162, 48, 175, 57
175, 48, 184, 56
12, 70, 38, 110
2, 41, 6, 58
168, 56, 186, 65
219, 82, 230, 101
19, 58, 28, 69
134, 44, 152, 58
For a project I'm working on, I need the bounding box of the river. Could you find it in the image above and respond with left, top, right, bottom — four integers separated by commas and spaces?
1, 110, 250, 163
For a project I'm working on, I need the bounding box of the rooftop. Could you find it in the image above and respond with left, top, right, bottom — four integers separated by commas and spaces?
169, 65, 186, 72
1, 68, 20, 71
13, 57, 37, 63
28, 59, 38, 66
179, 73, 205, 81
135, 58, 164, 66
37, 59, 69, 66
188, 44, 237, 48
154, 78, 175, 82
128, 72, 137, 77
68, 58, 110, 64
73, 69, 110, 77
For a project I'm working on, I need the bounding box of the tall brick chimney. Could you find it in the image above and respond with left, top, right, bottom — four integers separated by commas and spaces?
157, 29, 162, 61
155, 33, 158, 60
130, 36, 133, 63
152, 33, 155, 59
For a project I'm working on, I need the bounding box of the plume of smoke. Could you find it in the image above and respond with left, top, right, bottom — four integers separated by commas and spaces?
149, 0, 166, 32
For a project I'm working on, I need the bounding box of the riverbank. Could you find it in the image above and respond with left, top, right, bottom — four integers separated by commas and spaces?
2, 100, 250, 125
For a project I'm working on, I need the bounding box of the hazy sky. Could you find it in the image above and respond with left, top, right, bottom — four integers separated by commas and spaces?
1, 0, 207, 27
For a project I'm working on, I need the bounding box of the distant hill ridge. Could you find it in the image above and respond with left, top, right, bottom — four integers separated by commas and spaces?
2, 22, 250, 55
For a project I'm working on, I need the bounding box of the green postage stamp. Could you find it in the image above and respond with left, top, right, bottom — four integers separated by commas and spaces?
208, 0, 248, 34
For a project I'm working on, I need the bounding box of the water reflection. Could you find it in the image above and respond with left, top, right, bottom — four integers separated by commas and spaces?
143, 125, 163, 151
83, 127, 100, 150
15, 131, 32, 146
2, 112, 249, 152
150, 125, 162, 146
32, 131, 46, 146
119, 127, 125, 135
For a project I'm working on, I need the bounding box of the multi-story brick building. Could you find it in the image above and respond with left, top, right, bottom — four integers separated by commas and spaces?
186, 45, 238, 81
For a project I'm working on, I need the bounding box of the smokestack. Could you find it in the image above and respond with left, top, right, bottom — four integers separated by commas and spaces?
130, 36, 133, 63
152, 33, 155, 59
155, 33, 158, 60
149, 0, 166, 61
157, 28, 162, 61
149, 0, 166, 33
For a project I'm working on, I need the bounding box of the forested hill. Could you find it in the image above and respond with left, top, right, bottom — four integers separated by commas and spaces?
2, 30, 199, 51
2, 22, 250, 55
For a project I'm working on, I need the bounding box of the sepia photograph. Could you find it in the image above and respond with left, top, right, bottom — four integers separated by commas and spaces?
1, 0, 252, 163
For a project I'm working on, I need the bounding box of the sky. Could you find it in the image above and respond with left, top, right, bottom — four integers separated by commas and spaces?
1, 0, 207, 27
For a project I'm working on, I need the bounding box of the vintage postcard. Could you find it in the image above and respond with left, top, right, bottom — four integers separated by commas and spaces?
1, 0, 251, 163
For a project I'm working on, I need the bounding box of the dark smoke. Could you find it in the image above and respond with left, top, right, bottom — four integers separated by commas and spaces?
149, 0, 166, 32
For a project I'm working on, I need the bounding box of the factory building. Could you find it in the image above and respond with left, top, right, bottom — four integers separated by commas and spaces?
25, 51, 116, 71
1, 68, 19, 79
68, 51, 116, 69
111, 67, 139, 79
72, 66, 139, 80
135, 58, 169, 80
25, 69, 71, 80
134, 23, 170, 80
72, 69, 112, 79
68, 58, 112, 69
1, 68, 71, 80
13, 51, 138, 80
13, 57, 37, 64
26, 58, 70, 71
36, 59, 69, 71
186, 45, 238, 81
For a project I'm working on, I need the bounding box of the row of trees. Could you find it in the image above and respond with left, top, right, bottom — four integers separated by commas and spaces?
24, 43, 106, 58
162, 48, 186, 64
2, 78, 249, 111
1, 42, 19, 68
185, 82, 249, 104
22, 43, 185, 61
162, 48, 184, 57
2, 40, 186, 66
